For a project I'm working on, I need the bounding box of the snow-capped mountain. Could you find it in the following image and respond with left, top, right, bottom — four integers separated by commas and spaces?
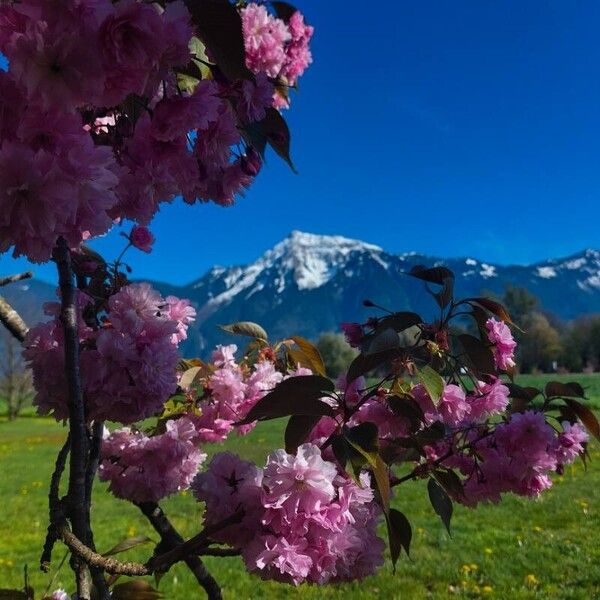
148, 231, 600, 355
4, 232, 600, 356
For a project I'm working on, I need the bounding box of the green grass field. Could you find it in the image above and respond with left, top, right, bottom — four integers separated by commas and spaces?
1, 373, 599, 599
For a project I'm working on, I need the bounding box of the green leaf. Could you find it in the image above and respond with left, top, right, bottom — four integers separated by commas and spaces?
239, 375, 335, 424
545, 381, 586, 399
290, 336, 327, 376
219, 321, 268, 341
427, 477, 453, 535
104, 535, 154, 557
179, 366, 203, 391
184, 0, 253, 82
285, 414, 321, 453
417, 366, 445, 403
386, 508, 412, 568
564, 398, 600, 442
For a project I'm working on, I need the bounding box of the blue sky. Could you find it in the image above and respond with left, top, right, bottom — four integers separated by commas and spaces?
2, 1, 600, 285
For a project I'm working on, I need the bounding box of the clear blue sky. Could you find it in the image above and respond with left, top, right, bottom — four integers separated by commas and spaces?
1, 0, 600, 285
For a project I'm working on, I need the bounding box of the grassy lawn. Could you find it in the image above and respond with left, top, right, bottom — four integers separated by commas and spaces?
0, 374, 599, 599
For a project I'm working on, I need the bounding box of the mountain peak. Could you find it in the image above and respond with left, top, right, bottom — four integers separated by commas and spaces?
270, 230, 384, 290
283, 230, 383, 253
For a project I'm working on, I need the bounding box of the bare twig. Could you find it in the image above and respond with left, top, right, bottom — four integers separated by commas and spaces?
138, 502, 227, 600
54, 238, 90, 600
147, 510, 244, 575
0, 271, 33, 287
86, 422, 110, 599
58, 523, 151, 576
199, 548, 241, 557
41, 435, 71, 571
0, 296, 28, 342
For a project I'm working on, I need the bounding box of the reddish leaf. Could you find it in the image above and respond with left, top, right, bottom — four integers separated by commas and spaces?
239, 375, 334, 424
467, 297, 513, 324
564, 398, 600, 442
545, 381, 586, 399
428, 477, 453, 535
184, 0, 253, 82
271, 1, 298, 22
347, 348, 398, 383
285, 414, 321, 453
386, 508, 412, 568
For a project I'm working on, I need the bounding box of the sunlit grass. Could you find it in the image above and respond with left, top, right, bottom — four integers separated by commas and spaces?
0, 375, 599, 598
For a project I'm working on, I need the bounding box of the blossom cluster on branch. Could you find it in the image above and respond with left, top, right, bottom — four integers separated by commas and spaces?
0, 0, 313, 262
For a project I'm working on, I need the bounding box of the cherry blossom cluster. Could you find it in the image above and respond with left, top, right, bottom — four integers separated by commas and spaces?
192, 444, 384, 586
23, 283, 195, 423
241, 3, 313, 108
191, 344, 285, 443
0, 0, 313, 262
98, 417, 206, 503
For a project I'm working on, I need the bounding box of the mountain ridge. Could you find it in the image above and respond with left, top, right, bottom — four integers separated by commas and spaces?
4, 232, 599, 356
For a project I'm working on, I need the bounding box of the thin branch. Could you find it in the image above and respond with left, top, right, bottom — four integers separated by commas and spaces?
41, 435, 71, 572
138, 502, 226, 600
54, 238, 90, 600
199, 548, 241, 557
147, 511, 244, 574
58, 523, 150, 576
86, 422, 110, 599
0, 271, 33, 287
0, 296, 28, 342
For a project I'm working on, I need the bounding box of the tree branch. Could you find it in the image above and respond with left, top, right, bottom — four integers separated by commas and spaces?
53, 238, 90, 600
147, 510, 244, 576
0, 296, 28, 342
138, 502, 227, 600
0, 271, 33, 288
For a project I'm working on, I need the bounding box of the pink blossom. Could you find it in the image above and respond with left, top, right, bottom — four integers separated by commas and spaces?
151, 81, 221, 142
50, 590, 69, 600
99, 417, 206, 503
211, 344, 238, 366
98, 0, 166, 105
6, 19, 105, 109
341, 322, 363, 348
468, 378, 510, 421
241, 3, 290, 78
555, 421, 588, 465
437, 384, 471, 427
486, 318, 517, 371
25, 283, 191, 424
192, 452, 264, 546
263, 444, 337, 516
236, 74, 274, 122
281, 11, 313, 86
129, 225, 155, 253
165, 296, 196, 343
0, 138, 118, 262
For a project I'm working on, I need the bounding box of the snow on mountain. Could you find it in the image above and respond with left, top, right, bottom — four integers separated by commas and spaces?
7, 233, 600, 357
